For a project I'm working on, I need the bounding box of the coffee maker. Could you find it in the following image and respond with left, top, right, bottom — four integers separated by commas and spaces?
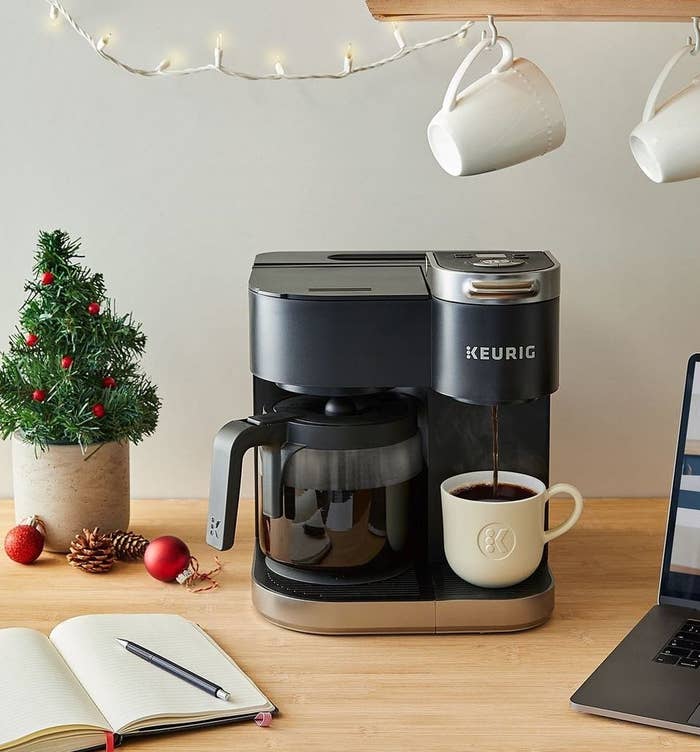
207, 251, 559, 634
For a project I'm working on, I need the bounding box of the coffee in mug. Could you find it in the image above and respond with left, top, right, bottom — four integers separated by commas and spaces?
451, 483, 534, 502
441, 470, 583, 588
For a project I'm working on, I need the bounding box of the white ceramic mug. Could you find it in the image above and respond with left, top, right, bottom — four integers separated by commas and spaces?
427, 36, 566, 177
630, 44, 700, 183
441, 471, 583, 588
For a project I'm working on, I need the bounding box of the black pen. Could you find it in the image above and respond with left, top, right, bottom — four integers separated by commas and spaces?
116, 638, 231, 701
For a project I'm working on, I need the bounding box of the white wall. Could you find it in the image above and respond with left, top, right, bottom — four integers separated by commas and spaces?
0, 1, 699, 499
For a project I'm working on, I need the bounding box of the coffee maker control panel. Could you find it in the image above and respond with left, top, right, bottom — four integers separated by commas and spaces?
427, 251, 560, 307
433, 251, 555, 274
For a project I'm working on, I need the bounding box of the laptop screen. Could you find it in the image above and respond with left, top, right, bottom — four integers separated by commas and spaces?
660, 355, 700, 602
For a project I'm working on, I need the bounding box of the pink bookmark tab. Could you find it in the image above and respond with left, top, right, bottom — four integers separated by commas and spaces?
254, 712, 272, 727
105, 731, 115, 751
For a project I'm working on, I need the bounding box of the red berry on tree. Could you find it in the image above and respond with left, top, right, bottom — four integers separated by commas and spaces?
60, 355, 74, 369
92, 403, 106, 418
25, 333, 39, 347
40, 271, 55, 286
87, 302, 101, 316
32, 389, 47, 402
102, 376, 116, 389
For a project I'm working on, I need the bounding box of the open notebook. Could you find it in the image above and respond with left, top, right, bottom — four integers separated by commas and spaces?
0, 614, 275, 752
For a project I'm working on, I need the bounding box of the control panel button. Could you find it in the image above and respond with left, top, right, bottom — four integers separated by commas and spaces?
472, 258, 526, 268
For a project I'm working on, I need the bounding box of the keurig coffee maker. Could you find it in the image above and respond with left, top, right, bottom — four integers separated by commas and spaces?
207, 251, 560, 634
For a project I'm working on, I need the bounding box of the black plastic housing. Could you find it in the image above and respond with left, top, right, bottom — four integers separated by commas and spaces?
250, 293, 431, 392
431, 298, 559, 405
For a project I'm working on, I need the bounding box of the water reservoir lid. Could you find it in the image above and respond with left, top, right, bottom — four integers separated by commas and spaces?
249, 265, 428, 300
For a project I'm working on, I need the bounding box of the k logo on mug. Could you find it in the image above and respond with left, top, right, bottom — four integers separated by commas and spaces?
478, 523, 516, 560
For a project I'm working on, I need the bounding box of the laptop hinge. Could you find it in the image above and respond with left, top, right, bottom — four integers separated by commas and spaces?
659, 595, 700, 610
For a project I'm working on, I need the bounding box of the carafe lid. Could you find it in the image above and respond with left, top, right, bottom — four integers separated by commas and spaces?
271, 393, 417, 450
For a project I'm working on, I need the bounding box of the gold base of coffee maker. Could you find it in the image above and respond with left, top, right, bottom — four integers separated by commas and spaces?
251, 550, 554, 635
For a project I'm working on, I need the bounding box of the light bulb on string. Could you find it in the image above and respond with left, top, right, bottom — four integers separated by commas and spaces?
48, 4, 59, 23
214, 33, 223, 68
156, 58, 171, 72
392, 22, 406, 50
96, 32, 111, 52
343, 42, 353, 74
274, 57, 285, 76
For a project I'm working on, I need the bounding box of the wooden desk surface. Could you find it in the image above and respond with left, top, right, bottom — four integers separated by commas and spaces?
0, 497, 693, 751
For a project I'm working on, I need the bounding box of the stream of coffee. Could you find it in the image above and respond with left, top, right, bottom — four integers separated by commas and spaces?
491, 404, 499, 495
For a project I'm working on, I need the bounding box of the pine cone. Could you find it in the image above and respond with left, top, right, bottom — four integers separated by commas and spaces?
67, 528, 115, 573
109, 530, 149, 561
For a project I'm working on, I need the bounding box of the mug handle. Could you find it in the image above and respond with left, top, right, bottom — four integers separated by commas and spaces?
442, 36, 514, 113
543, 483, 584, 543
642, 43, 692, 123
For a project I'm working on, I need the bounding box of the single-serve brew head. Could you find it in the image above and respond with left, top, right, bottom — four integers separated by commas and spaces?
426, 251, 560, 405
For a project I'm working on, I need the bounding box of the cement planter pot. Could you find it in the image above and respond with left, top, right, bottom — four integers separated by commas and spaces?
12, 435, 130, 553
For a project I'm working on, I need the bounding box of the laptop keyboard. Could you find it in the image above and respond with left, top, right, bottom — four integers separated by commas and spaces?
655, 620, 700, 668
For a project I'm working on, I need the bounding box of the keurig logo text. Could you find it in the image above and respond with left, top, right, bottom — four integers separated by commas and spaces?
464, 345, 536, 361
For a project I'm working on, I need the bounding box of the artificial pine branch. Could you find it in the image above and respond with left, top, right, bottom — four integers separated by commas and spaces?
0, 230, 161, 449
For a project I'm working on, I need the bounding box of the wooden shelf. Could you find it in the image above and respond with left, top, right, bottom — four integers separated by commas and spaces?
365, 1, 700, 21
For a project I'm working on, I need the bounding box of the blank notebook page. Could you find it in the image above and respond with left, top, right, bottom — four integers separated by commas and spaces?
49, 614, 273, 734
0, 628, 106, 748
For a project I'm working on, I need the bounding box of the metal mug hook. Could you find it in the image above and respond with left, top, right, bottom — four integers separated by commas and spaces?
480, 15, 498, 48
689, 16, 700, 55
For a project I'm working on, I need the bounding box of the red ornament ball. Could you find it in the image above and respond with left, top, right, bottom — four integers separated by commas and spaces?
4, 518, 45, 564
87, 302, 101, 316
144, 536, 192, 582
92, 403, 106, 418
60, 355, 74, 369
25, 333, 39, 347
40, 271, 55, 286
32, 389, 46, 402
102, 376, 116, 389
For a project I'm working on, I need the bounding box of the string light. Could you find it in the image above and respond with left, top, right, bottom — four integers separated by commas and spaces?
96, 32, 111, 52
392, 22, 407, 50
214, 33, 223, 69
343, 43, 353, 74
41, 0, 473, 81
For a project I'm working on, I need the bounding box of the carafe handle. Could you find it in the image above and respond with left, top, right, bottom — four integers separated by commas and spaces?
207, 415, 289, 551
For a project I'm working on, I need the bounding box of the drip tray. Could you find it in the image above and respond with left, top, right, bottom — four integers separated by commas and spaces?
252, 548, 554, 635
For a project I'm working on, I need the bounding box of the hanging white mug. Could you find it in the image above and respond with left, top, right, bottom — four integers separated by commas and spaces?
630, 44, 700, 183
427, 36, 566, 177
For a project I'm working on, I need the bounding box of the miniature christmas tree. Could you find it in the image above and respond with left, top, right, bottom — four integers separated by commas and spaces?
0, 230, 160, 449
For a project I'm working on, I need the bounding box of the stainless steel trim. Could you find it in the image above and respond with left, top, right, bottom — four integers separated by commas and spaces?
426, 251, 560, 305
252, 576, 555, 635
436, 578, 554, 633
570, 702, 700, 736
465, 279, 539, 299
252, 581, 435, 634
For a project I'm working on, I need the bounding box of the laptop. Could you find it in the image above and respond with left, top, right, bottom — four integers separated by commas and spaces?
571, 353, 700, 734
